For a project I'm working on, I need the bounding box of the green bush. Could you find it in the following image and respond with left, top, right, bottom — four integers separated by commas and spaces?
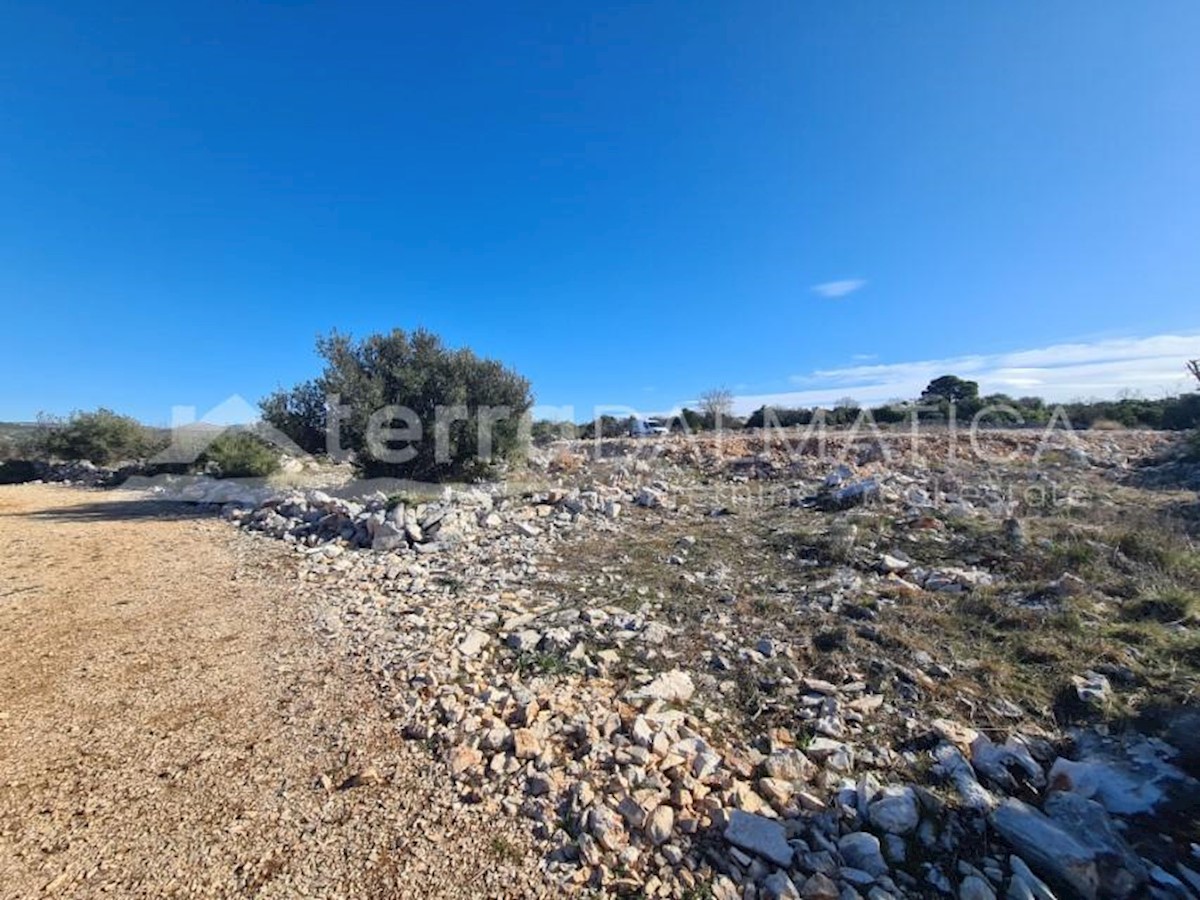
198, 432, 281, 479
1162, 393, 1200, 431
262, 328, 533, 481
744, 406, 815, 429
30, 408, 165, 464
259, 378, 328, 455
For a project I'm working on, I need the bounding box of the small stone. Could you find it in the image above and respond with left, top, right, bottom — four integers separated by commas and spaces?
590, 804, 627, 851
762, 871, 801, 900
458, 628, 490, 657
756, 637, 781, 657
757, 777, 795, 806
630, 715, 654, 747
800, 872, 840, 900
645, 804, 674, 845
693, 749, 722, 780
807, 737, 854, 773
764, 749, 815, 783
1070, 671, 1111, 706
512, 728, 541, 760
447, 745, 482, 777
506, 630, 542, 652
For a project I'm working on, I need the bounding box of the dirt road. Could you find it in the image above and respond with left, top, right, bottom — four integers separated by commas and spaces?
0, 484, 544, 899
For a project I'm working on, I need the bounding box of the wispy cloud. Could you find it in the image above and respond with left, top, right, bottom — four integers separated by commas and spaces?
731, 333, 1200, 414
811, 279, 866, 299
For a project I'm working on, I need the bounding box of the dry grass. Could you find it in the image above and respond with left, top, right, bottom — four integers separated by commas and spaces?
535, 444, 1200, 747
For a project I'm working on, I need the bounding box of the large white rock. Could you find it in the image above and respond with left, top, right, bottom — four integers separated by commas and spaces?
868, 785, 920, 834
458, 629, 490, 657
630, 669, 695, 703
644, 805, 674, 845
723, 810, 792, 867
837, 831, 888, 876
763, 749, 815, 783
990, 798, 1099, 900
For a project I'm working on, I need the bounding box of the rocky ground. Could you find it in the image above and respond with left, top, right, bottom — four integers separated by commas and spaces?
7, 428, 1200, 899
0, 484, 547, 899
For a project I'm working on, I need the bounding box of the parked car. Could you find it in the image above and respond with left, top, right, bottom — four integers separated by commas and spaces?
629, 416, 670, 437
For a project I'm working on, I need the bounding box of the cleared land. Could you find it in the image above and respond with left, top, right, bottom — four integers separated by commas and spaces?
0, 484, 544, 900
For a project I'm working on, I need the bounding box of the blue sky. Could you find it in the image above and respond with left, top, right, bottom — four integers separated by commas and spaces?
2, 2, 1198, 424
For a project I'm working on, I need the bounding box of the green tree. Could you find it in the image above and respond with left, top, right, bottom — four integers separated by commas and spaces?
921, 374, 980, 404
262, 329, 533, 481
31, 409, 165, 464
259, 379, 327, 454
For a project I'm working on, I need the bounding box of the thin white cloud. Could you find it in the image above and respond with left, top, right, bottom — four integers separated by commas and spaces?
734, 332, 1199, 414
811, 279, 866, 299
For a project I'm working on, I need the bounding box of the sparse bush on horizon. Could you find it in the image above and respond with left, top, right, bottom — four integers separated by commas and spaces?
29, 408, 167, 465
737, 373, 1200, 433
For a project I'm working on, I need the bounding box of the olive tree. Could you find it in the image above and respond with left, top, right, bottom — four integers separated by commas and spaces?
262, 329, 533, 481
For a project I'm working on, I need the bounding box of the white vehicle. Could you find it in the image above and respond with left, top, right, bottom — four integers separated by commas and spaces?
629, 416, 670, 437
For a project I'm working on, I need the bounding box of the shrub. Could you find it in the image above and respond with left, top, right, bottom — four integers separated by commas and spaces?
198, 431, 281, 479
1162, 393, 1200, 431
262, 328, 533, 481
744, 406, 815, 429
30, 408, 165, 464
869, 404, 910, 425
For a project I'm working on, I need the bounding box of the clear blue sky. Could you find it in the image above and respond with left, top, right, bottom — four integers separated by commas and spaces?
2, 1, 1198, 423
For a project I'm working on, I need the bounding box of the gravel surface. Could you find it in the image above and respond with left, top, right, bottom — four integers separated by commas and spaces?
0, 484, 546, 899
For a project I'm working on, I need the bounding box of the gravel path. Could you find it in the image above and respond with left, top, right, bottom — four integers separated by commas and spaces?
0, 484, 545, 899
